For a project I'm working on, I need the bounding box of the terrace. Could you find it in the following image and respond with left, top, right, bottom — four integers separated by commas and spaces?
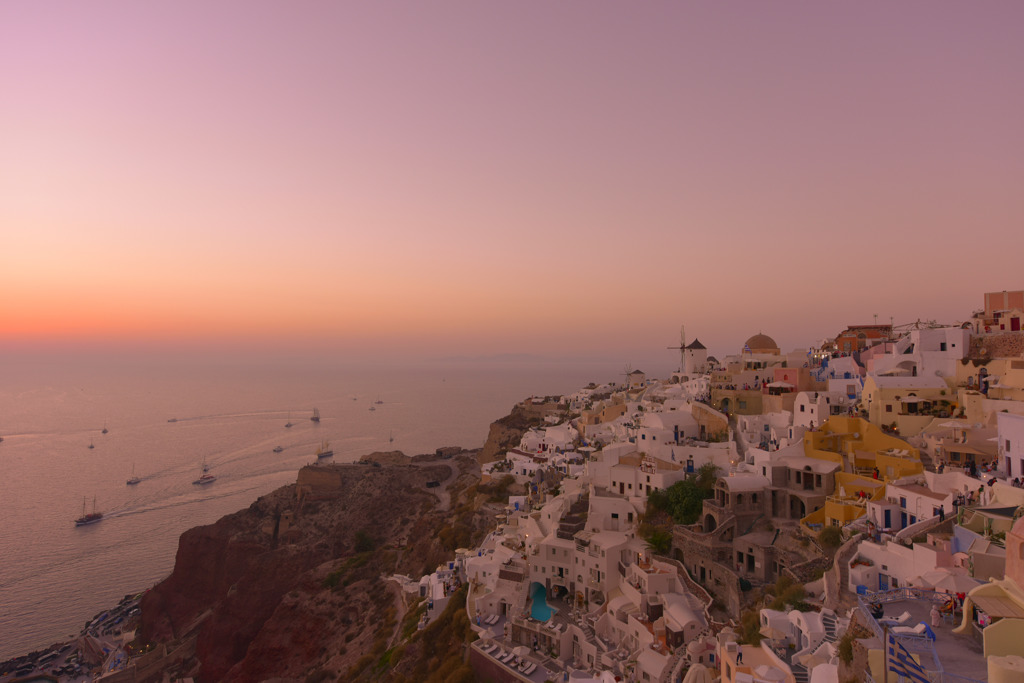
857, 588, 985, 683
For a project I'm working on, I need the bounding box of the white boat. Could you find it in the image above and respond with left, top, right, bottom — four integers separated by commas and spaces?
193, 459, 216, 485
369, 406, 376, 412
126, 464, 140, 486
273, 445, 283, 453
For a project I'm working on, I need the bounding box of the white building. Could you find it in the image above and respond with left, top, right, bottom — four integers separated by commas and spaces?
869, 328, 969, 379
793, 391, 851, 430
998, 411, 1024, 481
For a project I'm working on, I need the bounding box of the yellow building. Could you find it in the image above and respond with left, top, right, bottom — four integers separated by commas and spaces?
862, 375, 954, 436
803, 417, 923, 478
578, 396, 627, 437
800, 417, 922, 530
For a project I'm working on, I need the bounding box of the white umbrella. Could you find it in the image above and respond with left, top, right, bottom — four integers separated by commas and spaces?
934, 573, 983, 594
512, 645, 531, 658
760, 625, 787, 641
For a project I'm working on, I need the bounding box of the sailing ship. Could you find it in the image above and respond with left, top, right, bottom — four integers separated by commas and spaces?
315, 440, 333, 458
369, 405, 376, 412
285, 410, 293, 428
310, 407, 321, 423
75, 497, 103, 526
273, 445, 283, 453
126, 464, 140, 485
374, 396, 383, 405
193, 459, 216, 485
88, 442, 95, 450
102, 422, 108, 435
389, 430, 394, 444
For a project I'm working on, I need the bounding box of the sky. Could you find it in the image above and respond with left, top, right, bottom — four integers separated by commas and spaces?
3, 2, 1023, 367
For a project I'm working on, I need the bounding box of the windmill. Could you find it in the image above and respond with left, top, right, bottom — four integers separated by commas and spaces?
622, 363, 633, 388
667, 325, 686, 372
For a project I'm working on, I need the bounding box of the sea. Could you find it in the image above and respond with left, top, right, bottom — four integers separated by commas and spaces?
0, 352, 649, 660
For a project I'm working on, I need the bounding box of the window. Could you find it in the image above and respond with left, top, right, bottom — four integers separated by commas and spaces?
628, 512, 634, 522
611, 513, 619, 519
900, 497, 907, 508
886, 405, 893, 413
800, 405, 805, 413
940, 342, 947, 351
1007, 439, 1012, 451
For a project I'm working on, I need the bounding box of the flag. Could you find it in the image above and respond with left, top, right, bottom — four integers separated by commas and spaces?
744, 344, 751, 353
887, 634, 929, 683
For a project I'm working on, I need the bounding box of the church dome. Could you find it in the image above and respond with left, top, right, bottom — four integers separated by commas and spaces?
744, 333, 779, 354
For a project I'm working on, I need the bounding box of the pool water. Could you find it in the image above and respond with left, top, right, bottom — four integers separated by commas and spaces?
530, 582, 556, 621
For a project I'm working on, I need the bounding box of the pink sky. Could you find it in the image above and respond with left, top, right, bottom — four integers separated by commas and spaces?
2, 2, 1023, 365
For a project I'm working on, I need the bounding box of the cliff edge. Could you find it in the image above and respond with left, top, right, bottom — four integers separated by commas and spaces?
137, 453, 492, 682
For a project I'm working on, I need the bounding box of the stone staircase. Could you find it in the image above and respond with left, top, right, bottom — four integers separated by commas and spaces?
822, 610, 838, 642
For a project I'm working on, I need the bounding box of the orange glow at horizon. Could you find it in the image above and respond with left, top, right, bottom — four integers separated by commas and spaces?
3, 2, 1023, 361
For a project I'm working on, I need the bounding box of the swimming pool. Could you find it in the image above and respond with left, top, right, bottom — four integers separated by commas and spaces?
529, 582, 556, 621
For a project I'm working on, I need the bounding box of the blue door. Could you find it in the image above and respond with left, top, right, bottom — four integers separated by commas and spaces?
900, 512, 907, 528
884, 509, 892, 528
879, 574, 889, 590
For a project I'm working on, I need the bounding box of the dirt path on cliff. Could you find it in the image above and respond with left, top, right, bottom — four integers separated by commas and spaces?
410, 461, 458, 510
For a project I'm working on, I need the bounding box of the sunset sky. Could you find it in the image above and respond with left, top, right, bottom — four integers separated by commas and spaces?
3, 2, 1023, 365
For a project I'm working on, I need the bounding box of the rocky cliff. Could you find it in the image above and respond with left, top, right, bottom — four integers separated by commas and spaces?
137, 453, 495, 683
478, 398, 564, 463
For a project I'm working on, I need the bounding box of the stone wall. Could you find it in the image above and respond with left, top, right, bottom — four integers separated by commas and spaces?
970, 332, 1024, 360
671, 527, 742, 617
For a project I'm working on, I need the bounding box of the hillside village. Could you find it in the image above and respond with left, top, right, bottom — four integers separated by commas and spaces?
420, 290, 1024, 683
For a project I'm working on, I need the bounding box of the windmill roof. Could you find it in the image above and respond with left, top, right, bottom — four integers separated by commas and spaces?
686, 339, 706, 350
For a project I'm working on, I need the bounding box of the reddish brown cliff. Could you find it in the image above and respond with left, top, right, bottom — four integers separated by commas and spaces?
137, 455, 490, 682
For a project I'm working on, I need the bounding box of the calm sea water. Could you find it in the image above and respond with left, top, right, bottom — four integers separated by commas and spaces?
0, 354, 628, 659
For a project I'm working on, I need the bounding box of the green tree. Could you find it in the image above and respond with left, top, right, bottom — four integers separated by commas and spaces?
642, 526, 673, 555
647, 464, 718, 525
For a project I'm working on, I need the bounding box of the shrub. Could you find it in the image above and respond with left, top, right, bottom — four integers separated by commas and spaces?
819, 526, 843, 550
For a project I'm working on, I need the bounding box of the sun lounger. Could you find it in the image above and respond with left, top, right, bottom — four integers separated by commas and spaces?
480, 643, 495, 654
487, 614, 500, 625
880, 610, 912, 626
523, 662, 537, 675
893, 623, 927, 635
